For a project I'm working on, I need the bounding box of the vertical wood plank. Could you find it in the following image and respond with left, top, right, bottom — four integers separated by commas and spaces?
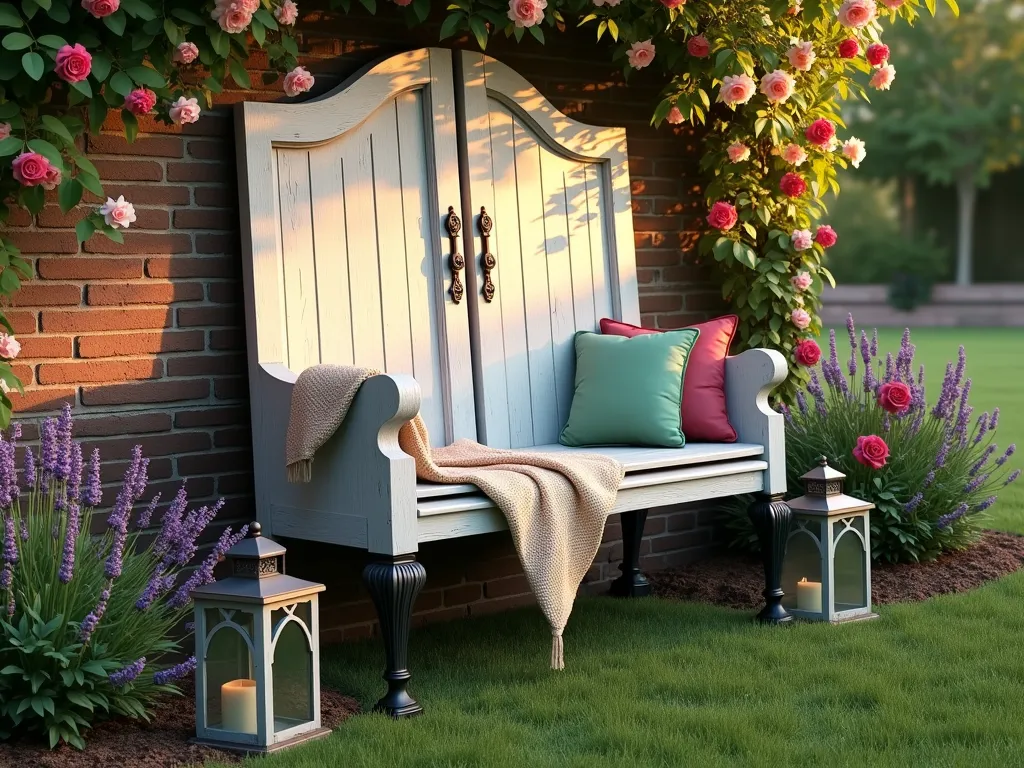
565, 162, 597, 332
585, 162, 613, 323
276, 149, 320, 372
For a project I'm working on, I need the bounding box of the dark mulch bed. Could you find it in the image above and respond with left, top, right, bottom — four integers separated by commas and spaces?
649, 530, 1024, 610
0, 684, 359, 768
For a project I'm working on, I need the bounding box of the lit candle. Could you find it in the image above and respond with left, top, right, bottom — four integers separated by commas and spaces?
796, 577, 822, 613
221, 678, 258, 734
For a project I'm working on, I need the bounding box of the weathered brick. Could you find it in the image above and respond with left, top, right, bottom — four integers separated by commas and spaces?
81, 379, 210, 406
194, 186, 235, 207
217, 473, 254, 495
214, 427, 251, 448
8, 232, 78, 254
101, 457, 172, 484
195, 234, 238, 255
42, 309, 172, 333
83, 184, 190, 206
187, 140, 231, 161
209, 329, 244, 350
81, 431, 212, 460
638, 294, 682, 313
9, 284, 82, 307
37, 258, 144, 280
72, 412, 173, 437
6, 311, 37, 334
93, 159, 163, 181
177, 450, 251, 476
77, 330, 204, 358
37, 206, 169, 230
177, 307, 239, 327
83, 232, 192, 255
38, 359, 164, 385
7, 388, 76, 412
87, 282, 204, 306
167, 354, 245, 377
146, 257, 237, 278
483, 574, 531, 599
214, 377, 247, 400
166, 163, 231, 183
174, 406, 248, 429
173, 209, 237, 230
207, 282, 241, 304
17, 336, 73, 359
88, 134, 184, 158
443, 583, 481, 606
656, 313, 707, 329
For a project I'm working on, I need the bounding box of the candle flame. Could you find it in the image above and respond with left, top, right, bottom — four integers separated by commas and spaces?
799, 577, 808, 583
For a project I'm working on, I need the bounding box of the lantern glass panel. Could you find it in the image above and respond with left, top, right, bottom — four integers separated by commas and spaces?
204, 608, 255, 732
833, 517, 868, 611
272, 605, 314, 732
781, 522, 823, 612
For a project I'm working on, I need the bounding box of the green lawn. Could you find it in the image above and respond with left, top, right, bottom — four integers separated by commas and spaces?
227, 327, 1024, 768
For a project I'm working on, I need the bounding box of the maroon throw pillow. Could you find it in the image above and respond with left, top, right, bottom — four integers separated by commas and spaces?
599, 315, 739, 443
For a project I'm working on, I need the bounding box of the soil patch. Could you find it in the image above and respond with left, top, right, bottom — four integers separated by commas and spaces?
0, 684, 359, 768
649, 530, 1024, 610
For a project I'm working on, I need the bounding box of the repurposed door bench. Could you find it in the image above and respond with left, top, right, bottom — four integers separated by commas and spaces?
236, 47, 790, 717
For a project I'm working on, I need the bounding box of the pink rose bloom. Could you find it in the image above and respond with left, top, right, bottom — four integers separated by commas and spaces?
81, 0, 119, 18
837, 0, 876, 28
870, 64, 895, 90
726, 142, 750, 163
879, 0, 904, 7
706, 201, 738, 231
782, 143, 807, 166
718, 74, 757, 107
42, 164, 62, 191
11, 152, 52, 187
842, 137, 866, 168
275, 0, 298, 24
507, 0, 546, 27
660, 0, 685, 7
866, 43, 890, 67
99, 195, 137, 229
760, 70, 795, 104
878, 382, 913, 413
791, 271, 813, 291
687, 34, 711, 58
240, 0, 260, 10
804, 118, 835, 147
212, 1, 253, 34
174, 42, 199, 64
838, 38, 860, 58
787, 41, 816, 72
791, 229, 813, 252
666, 106, 684, 125
393, 0, 413, 5
125, 88, 157, 116
791, 308, 811, 330
794, 339, 821, 366
626, 40, 656, 69
779, 172, 807, 198
55, 43, 92, 83
0, 123, 9, 140
815, 225, 838, 248
283, 66, 315, 97
593, 0, 622, 6
0, 334, 21, 360
853, 434, 889, 470
169, 96, 201, 125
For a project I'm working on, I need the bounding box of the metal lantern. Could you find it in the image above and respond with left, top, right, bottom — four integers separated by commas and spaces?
191, 522, 329, 753
781, 457, 879, 623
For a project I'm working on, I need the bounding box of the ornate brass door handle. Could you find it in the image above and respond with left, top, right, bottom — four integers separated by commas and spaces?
445, 206, 464, 304
479, 207, 496, 303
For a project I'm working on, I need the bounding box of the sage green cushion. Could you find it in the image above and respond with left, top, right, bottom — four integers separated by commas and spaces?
559, 328, 700, 448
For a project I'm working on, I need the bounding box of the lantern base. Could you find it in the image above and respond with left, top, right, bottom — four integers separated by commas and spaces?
791, 610, 880, 624
191, 726, 331, 755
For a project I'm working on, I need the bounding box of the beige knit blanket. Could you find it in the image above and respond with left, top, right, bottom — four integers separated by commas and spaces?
285, 365, 623, 669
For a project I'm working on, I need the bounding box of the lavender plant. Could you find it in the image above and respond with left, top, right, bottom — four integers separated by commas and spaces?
726, 315, 1018, 564
0, 405, 246, 749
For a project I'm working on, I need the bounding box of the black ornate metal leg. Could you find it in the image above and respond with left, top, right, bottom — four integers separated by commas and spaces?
362, 555, 427, 717
748, 493, 793, 625
610, 509, 651, 597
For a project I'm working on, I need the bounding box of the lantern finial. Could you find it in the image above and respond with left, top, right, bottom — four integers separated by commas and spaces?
249, 521, 262, 538
818, 455, 828, 467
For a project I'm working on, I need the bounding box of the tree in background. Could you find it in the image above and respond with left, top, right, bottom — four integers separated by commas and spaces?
851, 0, 1024, 285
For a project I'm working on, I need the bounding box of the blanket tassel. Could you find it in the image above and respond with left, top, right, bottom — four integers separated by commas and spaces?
286, 460, 313, 484
550, 631, 564, 671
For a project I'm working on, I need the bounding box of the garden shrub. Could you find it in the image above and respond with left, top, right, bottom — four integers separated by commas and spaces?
0, 405, 247, 749
723, 315, 1019, 564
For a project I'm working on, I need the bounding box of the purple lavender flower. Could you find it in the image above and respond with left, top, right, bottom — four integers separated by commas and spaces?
19, 519, 27, 541
185, 621, 195, 632
171, 500, 224, 568
903, 492, 924, 514
931, 362, 958, 421
79, 588, 110, 643
5, 588, 13, 617
55, 404, 73, 481
105, 447, 146, 580
882, 415, 891, 432
909, 407, 925, 436
997, 444, 1016, 467
0, 563, 11, 590
991, 408, 1000, 431
846, 313, 856, 352
2, 516, 17, 566
796, 391, 808, 416
153, 656, 196, 686
964, 473, 989, 494
1005, 469, 1021, 487
937, 503, 970, 529
23, 448, 35, 490
1, 439, 17, 505
859, 331, 871, 367
40, 418, 57, 477
917, 365, 924, 386
895, 328, 913, 382
68, 443, 83, 503
167, 524, 248, 609
848, 348, 857, 378
58, 503, 81, 584
975, 496, 997, 512
883, 353, 895, 385
137, 493, 161, 531
924, 470, 936, 488
953, 379, 974, 445
870, 329, 878, 358
970, 444, 997, 476
825, 330, 840, 387
781, 403, 793, 424
135, 566, 177, 611
153, 485, 189, 562
934, 440, 951, 470
953, 345, 966, 389
109, 657, 146, 688
84, 448, 101, 507
973, 413, 991, 446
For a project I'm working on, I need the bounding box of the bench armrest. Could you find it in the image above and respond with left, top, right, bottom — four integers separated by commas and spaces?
252, 363, 422, 555
724, 348, 788, 496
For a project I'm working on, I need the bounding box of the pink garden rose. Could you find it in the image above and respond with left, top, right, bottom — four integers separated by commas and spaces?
275, 0, 298, 24
866, 43, 890, 67
666, 106, 684, 125
791, 308, 811, 330
791, 229, 813, 252
174, 42, 199, 64
815, 225, 838, 248
687, 34, 710, 58
870, 64, 895, 90
877, 382, 913, 414
760, 70, 795, 104
779, 172, 807, 198
804, 118, 835, 147
853, 434, 890, 469
507, 0, 546, 27
393, 0, 413, 5
706, 201, 738, 231
879, 0, 904, 7
791, 271, 813, 291
727, 142, 750, 163
11, 152, 52, 187
837, 0, 876, 28
842, 137, 866, 168
81, 0, 119, 17
55, 44, 92, 83
99, 195, 137, 229
125, 88, 157, 116
794, 339, 821, 366
169, 96, 201, 125
782, 143, 807, 166
0, 123, 10, 140
660, 0, 685, 7
283, 66, 315, 97
0, 333, 21, 360
626, 40, 656, 69
838, 38, 860, 58
718, 74, 756, 107
211, 0, 253, 34
786, 41, 816, 72
42, 164, 62, 191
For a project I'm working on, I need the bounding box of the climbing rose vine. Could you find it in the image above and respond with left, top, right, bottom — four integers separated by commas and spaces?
0, 0, 308, 426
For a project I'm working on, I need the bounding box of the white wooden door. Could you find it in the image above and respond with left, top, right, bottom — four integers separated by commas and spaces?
457, 51, 640, 449
237, 48, 476, 446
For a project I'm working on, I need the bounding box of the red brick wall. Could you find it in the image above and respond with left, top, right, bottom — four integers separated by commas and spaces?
3, 9, 726, 639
